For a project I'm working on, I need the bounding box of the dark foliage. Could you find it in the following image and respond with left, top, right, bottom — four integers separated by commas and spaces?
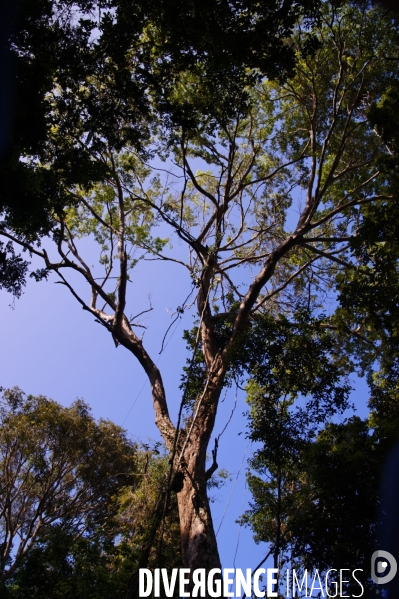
0, 242, 28, 297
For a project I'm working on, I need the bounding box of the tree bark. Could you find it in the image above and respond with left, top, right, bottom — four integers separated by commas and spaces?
177, 434, 222, 576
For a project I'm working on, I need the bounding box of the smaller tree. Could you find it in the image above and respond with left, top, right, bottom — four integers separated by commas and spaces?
5, 443, 182, 599
0, 387, 137, 587
288, 418, 382, 587
243, 327, 399, 598
236, 311, 351, 592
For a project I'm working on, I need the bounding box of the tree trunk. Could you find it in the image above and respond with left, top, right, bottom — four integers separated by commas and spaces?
116, 310, 226, 596
177, 440, 222, 575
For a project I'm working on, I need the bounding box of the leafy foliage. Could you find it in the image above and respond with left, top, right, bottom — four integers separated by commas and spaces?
0, 242, 28, 297
239, 310, 351, 556
117, 448, 182, 576
0, 389, 181, 597
0, 387, 138, 580
244, 413, 391, 595
242, 313, 399, 594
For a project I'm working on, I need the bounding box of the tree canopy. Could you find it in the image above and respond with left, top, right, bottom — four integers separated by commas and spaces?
0, 387, 137, 584
242, 324, 399, 595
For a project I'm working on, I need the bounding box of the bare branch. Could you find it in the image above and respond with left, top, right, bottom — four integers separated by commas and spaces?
301, 242, 355, 269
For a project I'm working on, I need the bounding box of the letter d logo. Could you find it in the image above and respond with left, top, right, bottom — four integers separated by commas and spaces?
371, 550, 397, 584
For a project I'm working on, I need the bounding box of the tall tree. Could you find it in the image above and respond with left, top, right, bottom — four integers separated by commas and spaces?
1, 0, 399, 588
